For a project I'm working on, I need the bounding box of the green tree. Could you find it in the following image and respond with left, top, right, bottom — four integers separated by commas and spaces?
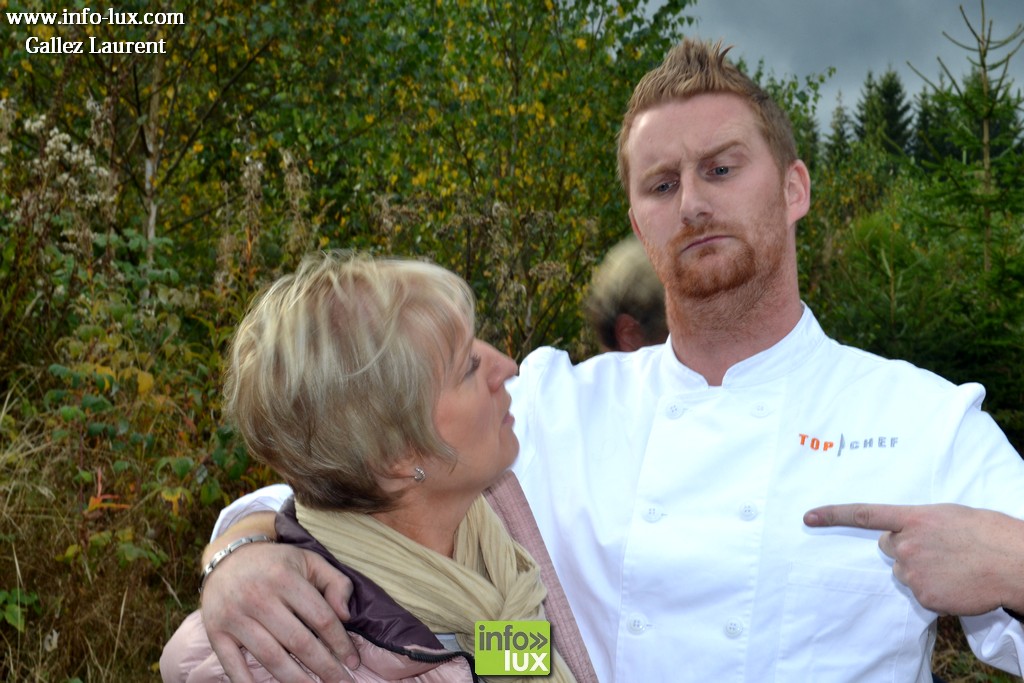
812, 0, 1024, 450
300, 0, 695, 358
741, 59, 828, 172
824, 91, 854, 165
907, 1, 1024, 442
855, 68, 914, 155
908, 0, 1024, 271
912, 74, 961, 164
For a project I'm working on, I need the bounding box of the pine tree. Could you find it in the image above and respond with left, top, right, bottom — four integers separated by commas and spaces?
909, 0, 1024, 270
855, 68, 914, 155
825, 91, 853, 164
912, 74, 960, 164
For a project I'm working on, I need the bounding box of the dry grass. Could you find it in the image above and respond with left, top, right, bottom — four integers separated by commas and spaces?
1, 409, 207, 682
933, 616, 1023, 683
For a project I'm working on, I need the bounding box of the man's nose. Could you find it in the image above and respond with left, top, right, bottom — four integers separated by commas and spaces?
678, 174, 711, 226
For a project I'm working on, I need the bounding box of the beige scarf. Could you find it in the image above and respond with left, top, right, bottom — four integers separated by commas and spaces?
296, 496, 576, 683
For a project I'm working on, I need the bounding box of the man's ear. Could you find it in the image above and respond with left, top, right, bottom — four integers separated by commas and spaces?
785, 160, 811, 225
629, 208, 641, 240
614, 313, 645, 353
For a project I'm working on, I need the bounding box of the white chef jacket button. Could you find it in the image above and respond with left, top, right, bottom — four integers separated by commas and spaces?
665, 402, 684, 419
724, 618, 745, 638
751, 402, 771, 418
739, 503, 759, 520
642, 505, 664, 523
627, 614, 649, 635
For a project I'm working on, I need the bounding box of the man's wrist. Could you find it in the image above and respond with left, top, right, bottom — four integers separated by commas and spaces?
201, 510, 278, 566
199, 534, 274, 594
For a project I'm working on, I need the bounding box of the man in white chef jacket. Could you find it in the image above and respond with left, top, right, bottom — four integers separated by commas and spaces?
187, 38, 1024, 683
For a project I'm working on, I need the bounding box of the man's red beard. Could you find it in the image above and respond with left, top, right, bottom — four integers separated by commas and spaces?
649, 187, 790, 302
652, 226, 759, 300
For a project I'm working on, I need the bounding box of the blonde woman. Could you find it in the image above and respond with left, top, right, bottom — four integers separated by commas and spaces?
161, 251, 593, 682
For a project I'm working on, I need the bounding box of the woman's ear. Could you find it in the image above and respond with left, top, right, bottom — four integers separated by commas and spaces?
375, 453, 424, 493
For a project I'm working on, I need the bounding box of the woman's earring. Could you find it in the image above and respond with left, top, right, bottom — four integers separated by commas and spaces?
412, 466, 426, 483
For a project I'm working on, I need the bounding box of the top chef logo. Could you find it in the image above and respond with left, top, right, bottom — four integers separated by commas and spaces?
798, 433, 899, 456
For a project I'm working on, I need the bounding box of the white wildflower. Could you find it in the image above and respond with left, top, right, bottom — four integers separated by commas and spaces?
43, 629, 59, 652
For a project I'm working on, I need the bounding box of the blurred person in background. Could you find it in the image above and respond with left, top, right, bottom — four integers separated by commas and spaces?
583, 234, 667, 353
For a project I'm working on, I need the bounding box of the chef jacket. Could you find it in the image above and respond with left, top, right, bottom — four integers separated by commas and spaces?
216, 306, 1024, 682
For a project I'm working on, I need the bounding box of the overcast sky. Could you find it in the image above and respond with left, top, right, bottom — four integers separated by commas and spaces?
685, 0, 1024, 129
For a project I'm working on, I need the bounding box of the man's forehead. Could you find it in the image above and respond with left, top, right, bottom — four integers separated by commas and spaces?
629, 96, 758, 164
633, 94, 756, 138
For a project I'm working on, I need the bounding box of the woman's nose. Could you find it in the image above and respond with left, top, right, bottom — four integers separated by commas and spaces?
483, 344, 517, 391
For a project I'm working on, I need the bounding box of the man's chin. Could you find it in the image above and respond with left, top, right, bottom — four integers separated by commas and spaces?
670, 267, 754, 300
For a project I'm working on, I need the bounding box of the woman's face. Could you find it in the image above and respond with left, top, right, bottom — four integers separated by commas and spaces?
432, 334, 519, 495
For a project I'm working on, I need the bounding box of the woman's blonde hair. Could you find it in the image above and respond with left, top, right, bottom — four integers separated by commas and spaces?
223, 251, 476, 512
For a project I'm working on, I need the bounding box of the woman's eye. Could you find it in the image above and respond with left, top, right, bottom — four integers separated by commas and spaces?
464, 354, 481, 378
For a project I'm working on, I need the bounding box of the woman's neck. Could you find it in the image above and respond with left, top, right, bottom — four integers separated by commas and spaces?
371, 494, 474, 558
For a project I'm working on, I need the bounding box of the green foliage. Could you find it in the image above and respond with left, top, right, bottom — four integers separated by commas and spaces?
913, 73, 963, 164
0, 588, 40, 633
1, 0, 1021, 679
275, 0, 697, 357
747, 61, 830, 171
1, 1, 697, 677
800, 138, 899, 304
824, 93, 855, 166
855, 69, 914, 156
804, 1, 1024, 449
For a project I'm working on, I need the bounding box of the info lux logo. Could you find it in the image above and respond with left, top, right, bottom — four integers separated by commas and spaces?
475, 620, 551, 676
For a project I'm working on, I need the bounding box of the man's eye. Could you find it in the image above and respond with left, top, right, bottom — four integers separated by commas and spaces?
654, 180, 677, 193
711, 166, 730, 176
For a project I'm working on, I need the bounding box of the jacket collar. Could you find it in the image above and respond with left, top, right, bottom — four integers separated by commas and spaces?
658, 304, 826, 389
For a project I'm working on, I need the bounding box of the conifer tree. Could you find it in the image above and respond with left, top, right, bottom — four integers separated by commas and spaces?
855, 68, 914, 155
825, 91, 853, 164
